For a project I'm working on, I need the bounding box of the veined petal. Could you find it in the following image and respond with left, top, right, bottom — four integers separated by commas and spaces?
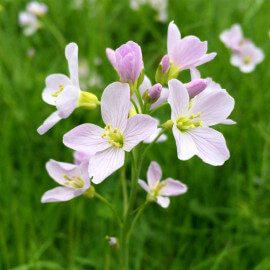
189, 52, 217, 69
63, 124, 110, 154
160, 178, 187, 196
106, 48, 117, 69
43, 74, 71, 105
167, 21, 181, 57
89, 147, 125, 184
65, 42, 79, 88
156, 196, 170, 208
190, 67, 201, 80
46, 159, 81, 185
147, 161, 162, 188
168, 79, 189, 122
150, 87, 169, 110
138, 179, 150, 193
101, 82, 130, 131
189, 127, 230, 166
37, 111, 61, 135
56, 86, 80, 118
123, 115, 158, 152
189, 89, 235, 126
143, 128, 167, 144
173, 125, 197, 160
41, 186, 85, 203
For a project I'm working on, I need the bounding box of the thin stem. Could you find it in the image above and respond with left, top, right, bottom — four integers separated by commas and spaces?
130, 99, 140, 114
120, 166, 128, 218
134, 87, 144, 113
94, 192, 123, 228
127, 201, 148, 242
149, 102, 169, 115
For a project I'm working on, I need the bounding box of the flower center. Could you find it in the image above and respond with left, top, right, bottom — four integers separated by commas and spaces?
51, 84, 64, 97
101, 123, 124, 148
244, 56, 251, 64
63, 174, 84, 188
150, 181, 167, 197
176, 112, 202, 132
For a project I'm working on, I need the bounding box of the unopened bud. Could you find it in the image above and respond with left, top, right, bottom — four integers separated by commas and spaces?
185, 79, 208, 99
161, 54, 170, 74
143, 83, 162, 104
78, 91, 100, 109
105, 236, 119, 250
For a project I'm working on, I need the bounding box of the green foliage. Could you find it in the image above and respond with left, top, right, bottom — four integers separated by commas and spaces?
0, 0, 270, 269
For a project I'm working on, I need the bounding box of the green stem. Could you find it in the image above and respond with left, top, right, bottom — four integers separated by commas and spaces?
130, 99, 140, 114
134, 87, 144, 113
120, 166, 128, 218
94, 192, 123, 228
149, 102, 169, 115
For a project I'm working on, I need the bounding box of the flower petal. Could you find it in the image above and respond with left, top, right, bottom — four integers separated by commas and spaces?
123, 114, 158, 152
189, 127, 230, 166
138, 179, 150, 193
56, 86, 80, 118
167, 21, 181, 57
221, 119, 236, 125
63, 124, 110, 154
41, 186, 85, 203
65, 42, 79, 88
168, 79, 189, 122
106, 48, 117, 69
189, 89, 235, 126
190, 67, 201, 80
42, 74, 71, 105
150, 87, 169, 110
156, 196, 170, 208
147, 161, 162, 188
143, 128, 167, 144
190, 52, 217, 68
37, 111, 61, 135
101, 82, 130, 131
172, 125, 197, 160
139, 75, 152, 96
89, 147, 125, 184
160, 178, 187, 196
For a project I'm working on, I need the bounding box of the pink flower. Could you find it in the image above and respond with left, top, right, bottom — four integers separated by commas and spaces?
18, 11, 39, 36
106, 41, 144, 84
41, 159, 91, 203
167, 21, 216, 72
138, 162, 187, 208
38, 43, 98, 135
230, 43, 264, 73
73, 151, 93, 165
168, 79, 234, 166
27, 2, 48, 16
63, 82, 158, 184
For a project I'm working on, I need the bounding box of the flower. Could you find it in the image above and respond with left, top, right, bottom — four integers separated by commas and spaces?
167, 79, 234, 166
138, 161, 187, 208
219, 24, 246, 52
27, 1, 48, 16
184, 79, 208, 99
18, 11, 40, 36
142, 83, 162, 104
230, 43, 264, 73
41, 159, 92, 203
106, 41, 144, 85
63, 82, 158, 184
166, 21, 216, 73
38, 43, 99, 135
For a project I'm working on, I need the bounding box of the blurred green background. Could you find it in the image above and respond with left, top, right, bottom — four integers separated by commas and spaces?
1, 0, 270, 269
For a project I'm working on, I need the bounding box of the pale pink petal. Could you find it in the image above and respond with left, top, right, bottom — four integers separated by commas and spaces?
160, 178, 187, 196
167, 21, 181, 56
106, 48, 117, 69
219, 24, 243, 50
190, 67, 201, 80
123, 115, 158, 152
147, 161, 162, 188
150, 87, 169, 110
230, 54, 242, 67
185, 79, 208, 99
138, 179, 150, 193
221, 119, 236, 125
101, 82, 130, 131
139, 75, 152, 96
168, 79, 189, 122
46, 159, 80, 185
172, 125, 197, 160
65, 42, 79, 88
143, 128, 167, 144
239, 64, 255, 73
189, 127, 230, 166
74, 151, 93, 165
89, 147, 125, 184
63, 124, 110, 154
156, 196, 170, 208
189, 89, 235, 126
56, 86, 80, 118
190, 52, 217, 69
42, 74, 71, 105
37, 111, 61, 135
41, 186, 85, 203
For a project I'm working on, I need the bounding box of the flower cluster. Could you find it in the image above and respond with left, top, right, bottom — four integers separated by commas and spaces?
220, 24, 264, 73
19, 1, 48, 36
38, 20, 235, 268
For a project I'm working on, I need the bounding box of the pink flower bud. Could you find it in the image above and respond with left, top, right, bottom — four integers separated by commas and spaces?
148, 83, 162, 101
161, 54, 170, 74
185, 79, 208, 98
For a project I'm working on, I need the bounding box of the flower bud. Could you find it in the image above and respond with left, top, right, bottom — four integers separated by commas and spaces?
142, 83, 162, 104
78, 91, 100, 109
185, 79, 208, 98
161, 54, 170, 74
105, 236, 119, 250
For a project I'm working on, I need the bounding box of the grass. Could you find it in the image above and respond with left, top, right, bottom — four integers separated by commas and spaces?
1, 0, 270, 269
